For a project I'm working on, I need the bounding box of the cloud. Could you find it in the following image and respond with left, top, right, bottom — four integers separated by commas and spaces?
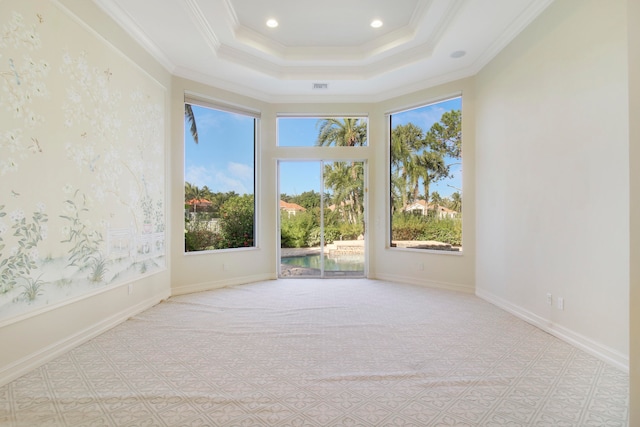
185, 165, 214, 189
185, 162, 253, 194
227, 162, 253, 181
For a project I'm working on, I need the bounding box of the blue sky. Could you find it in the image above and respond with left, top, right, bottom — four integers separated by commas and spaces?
390, 97, 462, 199
185, 97, 462, 199
185, 106, 255, 194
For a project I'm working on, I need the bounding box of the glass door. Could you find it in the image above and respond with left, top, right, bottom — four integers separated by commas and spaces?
279, 160, 366, 278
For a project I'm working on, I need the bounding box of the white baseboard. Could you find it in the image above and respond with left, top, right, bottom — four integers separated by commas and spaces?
476, 288, 629, 372
0, 291, 170, 387
374, 273, 474, 294
171, 273, 275, 296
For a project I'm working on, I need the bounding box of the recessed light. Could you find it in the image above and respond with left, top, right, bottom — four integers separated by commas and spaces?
266, 19, 278, 28
370, 19, 383, 28
450, 50, 466, 58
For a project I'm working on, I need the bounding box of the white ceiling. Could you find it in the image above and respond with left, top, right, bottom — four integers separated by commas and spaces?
93, 0, 554, 103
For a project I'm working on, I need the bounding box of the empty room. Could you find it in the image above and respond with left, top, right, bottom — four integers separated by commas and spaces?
0, 0, 638, 425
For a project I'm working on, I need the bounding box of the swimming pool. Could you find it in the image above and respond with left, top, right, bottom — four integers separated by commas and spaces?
281, 253, 364, 272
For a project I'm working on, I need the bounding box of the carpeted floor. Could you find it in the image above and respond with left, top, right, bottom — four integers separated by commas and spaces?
0, 279, 629, 426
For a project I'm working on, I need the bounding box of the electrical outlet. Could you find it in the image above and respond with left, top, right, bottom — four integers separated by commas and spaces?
557, 297, 564, 310
546, 293, 552, 306
128, 284, 133, 295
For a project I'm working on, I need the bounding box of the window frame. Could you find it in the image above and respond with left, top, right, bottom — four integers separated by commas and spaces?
183, 95, 259, 254
276, 114, 369, 148
387, 95, 464, 254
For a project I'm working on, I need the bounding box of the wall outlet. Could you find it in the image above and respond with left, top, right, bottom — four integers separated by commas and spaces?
128, 284, 133, 295
546, 293, 552, 306
557, 297, 564, 310
222, 263, 228, 271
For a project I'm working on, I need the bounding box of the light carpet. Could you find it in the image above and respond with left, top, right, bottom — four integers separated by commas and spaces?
0, 279, 629, 426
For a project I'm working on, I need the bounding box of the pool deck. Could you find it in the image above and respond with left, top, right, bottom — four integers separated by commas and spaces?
280, 247, 324, 258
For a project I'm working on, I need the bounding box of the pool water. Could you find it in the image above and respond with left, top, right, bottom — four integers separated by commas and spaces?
281, 254, 364, 271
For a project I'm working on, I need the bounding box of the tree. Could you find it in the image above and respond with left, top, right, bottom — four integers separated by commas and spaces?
185, 104, 199, 144
393, 109, 462, 211
323, 161, 364, 226
291, 190, 322, 211
391, 123, 424, 208
425, 110, 461, 159
449, 192, 462, 213
217, 195, 254, 249
431, 191, 443, 208
315, 119, 367, 230
414, 150, 448, 208
184, 182, 206, 212
316, 118, 367, 147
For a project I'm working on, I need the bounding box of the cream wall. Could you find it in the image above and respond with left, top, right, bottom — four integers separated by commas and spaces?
0, 0, 172, 386
170, 84, 474, 295
371, 80, 476, 291
629, 0, 639, 421
2, 0, 633, 408
170, 78, 274, 295
475, 0, 629, 368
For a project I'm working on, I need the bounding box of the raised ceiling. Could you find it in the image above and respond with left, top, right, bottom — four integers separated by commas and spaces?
93, 0, 554, 102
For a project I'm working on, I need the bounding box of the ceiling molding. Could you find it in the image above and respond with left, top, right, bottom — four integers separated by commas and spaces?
90, 0, 556, 101
222, 0, 240, 30
468, 0, 556, 78
92, 0, 176, 72
183, 0, 221, 56
216, 41, 435, 80
223, 0, 442, 63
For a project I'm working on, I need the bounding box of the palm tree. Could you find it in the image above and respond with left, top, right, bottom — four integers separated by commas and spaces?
184, 182, 205, 212
431, 191, 443, 209
414, 150, 448, 209
316, 118, 367, 147
185, 104, 199, 144
323, 161, 363, 225
450, 191, 462, 213
391, 123, 423, 208
315, 119, 367, 226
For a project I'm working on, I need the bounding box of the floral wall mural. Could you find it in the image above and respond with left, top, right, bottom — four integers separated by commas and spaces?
0, 1, 166, 322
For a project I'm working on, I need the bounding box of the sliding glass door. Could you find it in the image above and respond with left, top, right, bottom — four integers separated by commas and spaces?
279, 160, 366, 278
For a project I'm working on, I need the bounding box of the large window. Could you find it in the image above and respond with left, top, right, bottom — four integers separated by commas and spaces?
389, 97, 462, 252
184, 101, 256, 252
277, 116, 368, 277
277, 116, 367, 147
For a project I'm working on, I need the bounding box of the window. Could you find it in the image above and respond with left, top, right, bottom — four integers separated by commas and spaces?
389, 97, 462, 252
277, 116, 367, 147
277, 116, 368, 277
184, 101, 256, 252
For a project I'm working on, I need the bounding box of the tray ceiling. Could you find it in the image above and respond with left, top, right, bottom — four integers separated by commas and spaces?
93, 0, 554, 102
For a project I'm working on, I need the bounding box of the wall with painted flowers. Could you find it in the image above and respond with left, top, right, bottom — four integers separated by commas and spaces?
0, 0, 167, 324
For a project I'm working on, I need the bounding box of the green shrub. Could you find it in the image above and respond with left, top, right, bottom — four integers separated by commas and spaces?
392, 213, 427, 240
421, 218, 462, 246
392, 213, 461, 246
281, 211, 316, 248
216, 195, 254, 249
185, 220, 217, 251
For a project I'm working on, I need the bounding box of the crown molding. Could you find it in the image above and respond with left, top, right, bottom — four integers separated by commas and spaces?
470, 0, 555, 77
183, 0, 221, 56
91, 0, 176, 73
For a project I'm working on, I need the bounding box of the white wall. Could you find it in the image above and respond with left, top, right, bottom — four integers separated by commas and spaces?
170, 79, 475, 295
628, 0, 639, 420
372, 79, 476, 291
475, 0, 629, 368
170, 78, 274, 295
0, 0, 172, 386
